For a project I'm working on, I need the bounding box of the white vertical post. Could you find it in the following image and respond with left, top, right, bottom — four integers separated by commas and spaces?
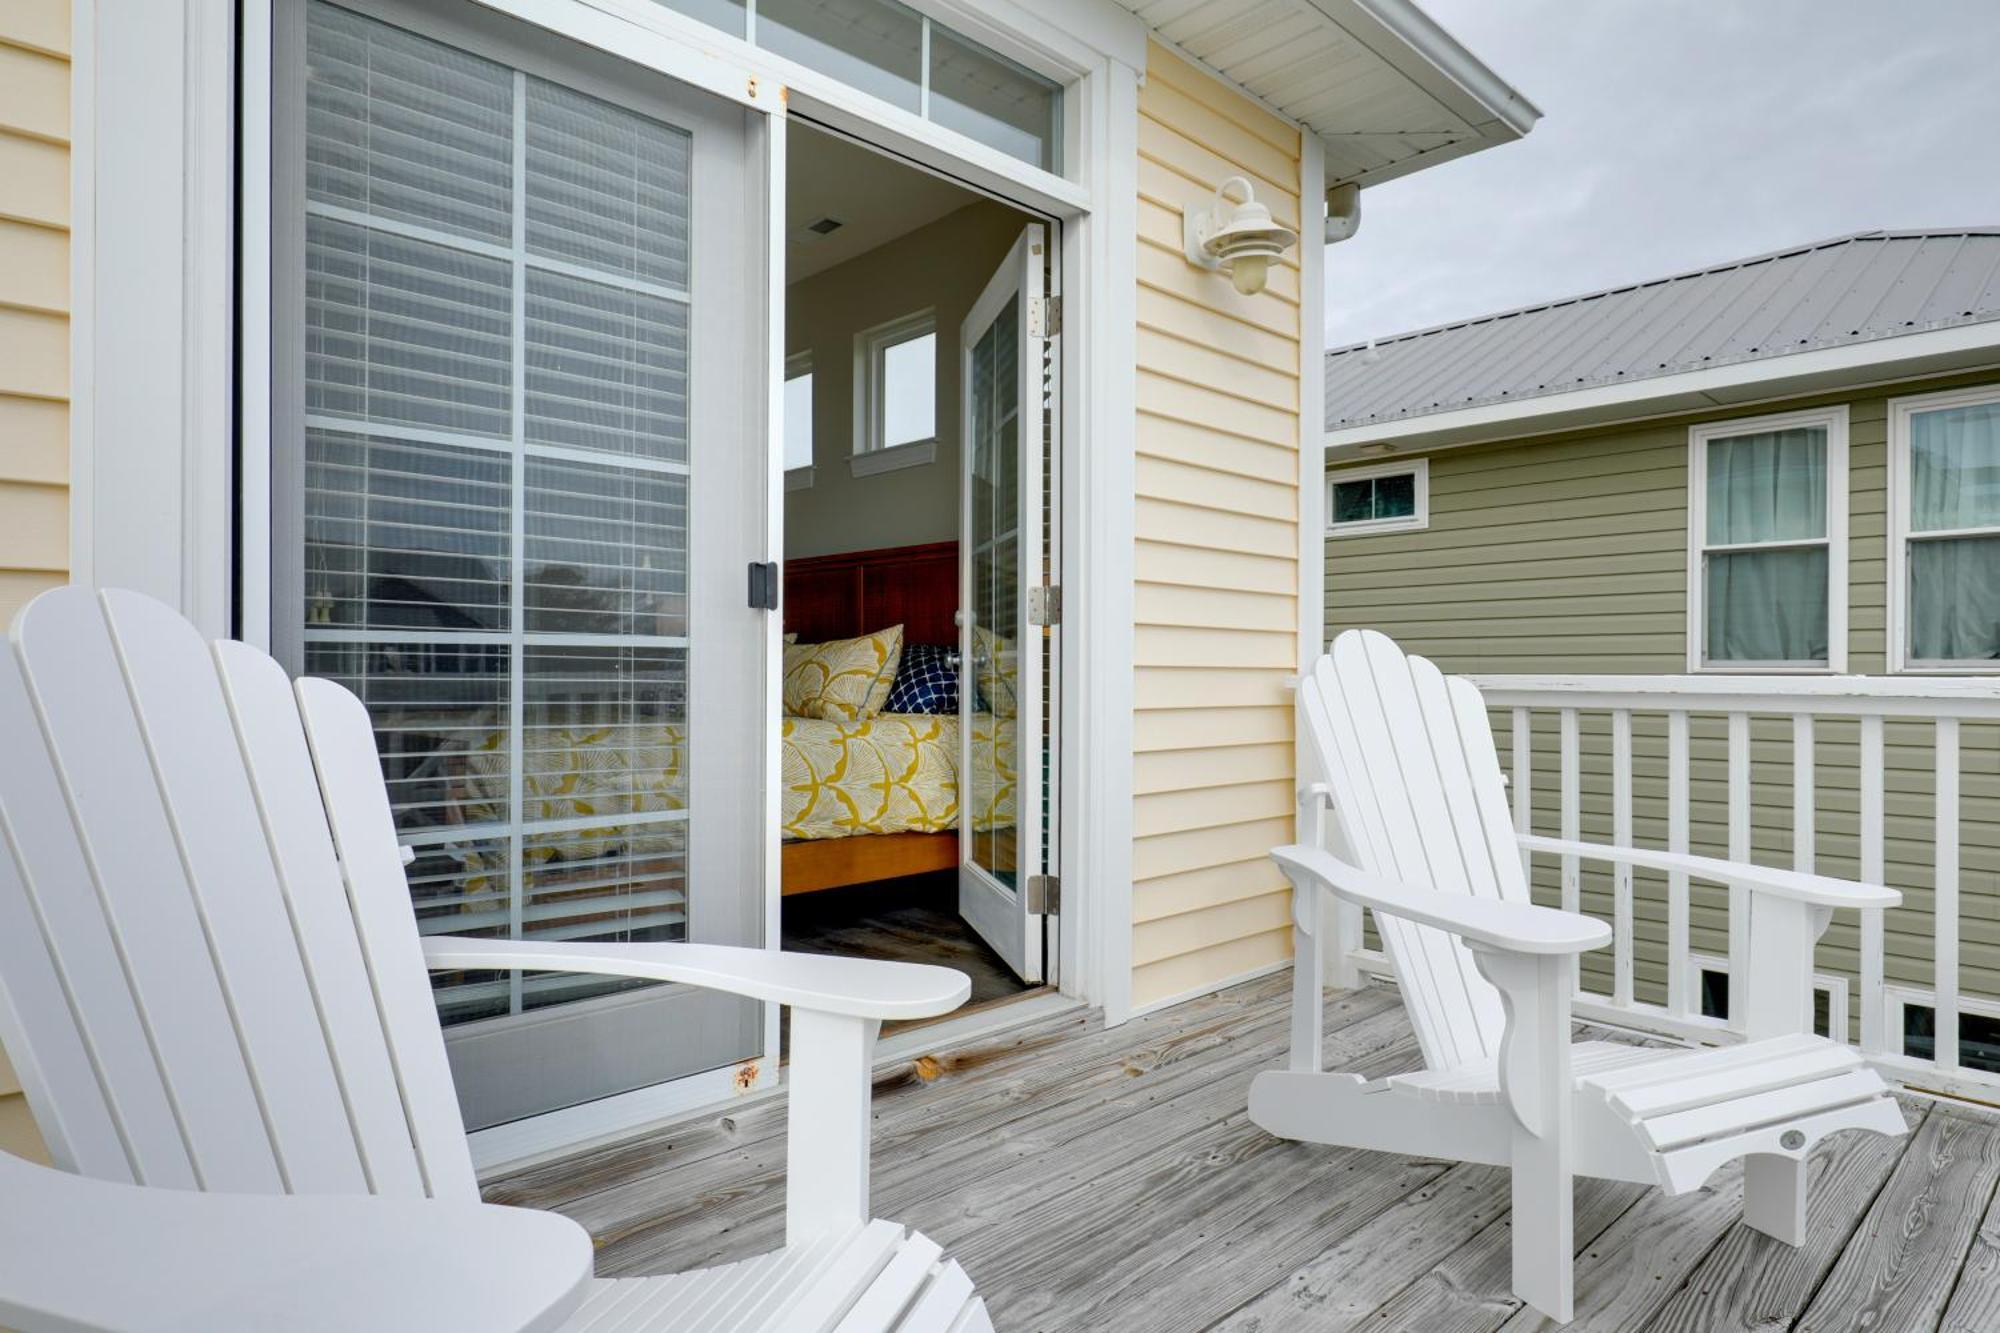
1611, 708, 1633, 1008
1727, 711, 1750, 1033
1791, 714, 1815, 874
1512, 706, 1532, 882
1560, 707, 1580, 992
1667, 710, 1691, 1019
1859, 715, 1887, 1055
1935, 717, 1960, 1074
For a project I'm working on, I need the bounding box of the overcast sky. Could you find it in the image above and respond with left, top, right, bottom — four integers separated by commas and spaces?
1324, 0, 2000, 348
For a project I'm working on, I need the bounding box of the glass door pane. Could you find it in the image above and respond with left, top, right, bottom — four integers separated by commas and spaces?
278, 0, 768, 1128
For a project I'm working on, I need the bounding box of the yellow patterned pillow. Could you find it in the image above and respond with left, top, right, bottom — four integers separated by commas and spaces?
783, 625, 904, 720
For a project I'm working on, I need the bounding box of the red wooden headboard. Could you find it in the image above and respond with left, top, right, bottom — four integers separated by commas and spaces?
783, 541, 959, 646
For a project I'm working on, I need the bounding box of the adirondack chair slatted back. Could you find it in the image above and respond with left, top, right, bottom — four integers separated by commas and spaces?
1301, 630, 1527, 1070
0, 587, 476, 1199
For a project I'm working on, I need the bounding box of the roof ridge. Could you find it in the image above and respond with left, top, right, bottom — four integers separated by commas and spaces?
1328, 226, 2000, 359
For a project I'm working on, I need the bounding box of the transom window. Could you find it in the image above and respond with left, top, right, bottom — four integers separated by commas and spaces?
1326, 459, 1428, 536
651, 0, 1063, 171
1688, 409, 1848, 671
1890, 385, 2000, 671
852, 310, 936, 475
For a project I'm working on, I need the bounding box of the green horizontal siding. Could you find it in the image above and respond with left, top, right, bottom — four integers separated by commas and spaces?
1325, 367, 2000, 1032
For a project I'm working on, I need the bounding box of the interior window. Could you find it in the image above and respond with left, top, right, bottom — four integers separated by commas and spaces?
1900, 392, 2000, 666
1693, 414, 1840, 667
784, 354, 814, 475
1326, 461, 1426, 535
856, 312, 936, 460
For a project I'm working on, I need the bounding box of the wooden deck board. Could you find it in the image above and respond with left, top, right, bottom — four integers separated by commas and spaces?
485, 974, 2000, 1332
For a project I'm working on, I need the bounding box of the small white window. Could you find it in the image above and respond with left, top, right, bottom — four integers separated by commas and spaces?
1687, 407, 1848, 672
1326, 459, 1428, 536
1889, 384, 2000, 672
784, 352, 814, 489
853, 310, 937, 476
1688, 954, 1846, 1041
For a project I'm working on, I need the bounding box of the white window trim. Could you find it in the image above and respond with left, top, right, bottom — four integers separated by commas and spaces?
783, 350, 815, 491
1887, 382, 2000, 674
1883, 984, 2000, 1065
1685, 405, 1850, 674
852, 309, 939, 475
1326, 458, 1428, 537
1686, 952, 1848, 1043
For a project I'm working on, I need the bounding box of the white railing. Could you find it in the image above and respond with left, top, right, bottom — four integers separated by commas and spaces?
1338, 672, 2000, 1105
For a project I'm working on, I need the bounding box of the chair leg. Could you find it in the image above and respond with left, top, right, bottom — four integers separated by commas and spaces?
1743, 1152, 1808, 1246
1511, 1128, 1574, 1324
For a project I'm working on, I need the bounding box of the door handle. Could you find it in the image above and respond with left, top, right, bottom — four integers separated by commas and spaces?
747, 561, 779, 611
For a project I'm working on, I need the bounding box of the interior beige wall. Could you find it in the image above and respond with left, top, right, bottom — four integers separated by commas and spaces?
783, 199, 1026, 560
1129, 42, 1303, 1012
0, 0, 70, 1166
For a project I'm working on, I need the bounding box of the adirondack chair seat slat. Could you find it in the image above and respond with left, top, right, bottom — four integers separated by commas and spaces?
1256, 629, 1910, 1323
0, 588, 988, 1333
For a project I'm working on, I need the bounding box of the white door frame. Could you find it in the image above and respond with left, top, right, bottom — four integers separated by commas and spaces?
72, 0, 1146, 1165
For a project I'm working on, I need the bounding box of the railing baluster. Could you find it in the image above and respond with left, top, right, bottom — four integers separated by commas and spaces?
1936, 717, 1960, 1075
1727, 711, 1750, 1034
1792, 714, 1814, 874
1560, 707, 1580, 993
1512, 706, 1531, 882
1612, 708, 1633, 1008
1859, 714, 1886, 1056
1667, 710, 1690, 1020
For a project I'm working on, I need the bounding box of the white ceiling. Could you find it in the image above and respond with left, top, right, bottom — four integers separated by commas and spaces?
786, 123, 984, 283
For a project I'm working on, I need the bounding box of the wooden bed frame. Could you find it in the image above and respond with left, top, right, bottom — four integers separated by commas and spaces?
781, 541, 960, 896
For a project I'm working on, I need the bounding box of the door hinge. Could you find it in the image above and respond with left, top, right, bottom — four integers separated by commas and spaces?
1027, 584, 1060, 626
747, 561, 779, 611
1026, 874, 1059, 914
1028, 296, 1060, 339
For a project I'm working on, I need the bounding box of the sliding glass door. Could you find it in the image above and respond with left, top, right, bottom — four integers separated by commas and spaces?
271, 0, 771, 1129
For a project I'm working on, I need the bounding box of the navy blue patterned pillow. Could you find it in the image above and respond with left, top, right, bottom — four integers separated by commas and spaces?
883, 643, 960, 715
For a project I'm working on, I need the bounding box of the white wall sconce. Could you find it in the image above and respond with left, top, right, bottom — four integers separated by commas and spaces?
1184, 175, 1299, 296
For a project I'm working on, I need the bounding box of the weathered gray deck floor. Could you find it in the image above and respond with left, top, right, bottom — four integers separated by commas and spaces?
485, 971, 2000, 1332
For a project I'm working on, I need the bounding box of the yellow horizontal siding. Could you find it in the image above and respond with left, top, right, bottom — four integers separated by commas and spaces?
1131, 43, 1303, 1014
1325, 368, 2000, 1026
0, 4, 68, 1165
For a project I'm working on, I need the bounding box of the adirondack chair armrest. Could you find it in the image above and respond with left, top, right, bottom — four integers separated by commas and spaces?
1514, 835, 1901, 910
0, 1150, 591, 1331
419, 936, 972, 1020
1270, 845, 1611, 956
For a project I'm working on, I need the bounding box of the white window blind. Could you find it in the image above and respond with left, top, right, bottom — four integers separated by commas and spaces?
1902, 393, 2000, 666
298, 1, 695, 1025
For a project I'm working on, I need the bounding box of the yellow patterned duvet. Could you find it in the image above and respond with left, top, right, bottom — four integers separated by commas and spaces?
782, 712, 1013, 840
448, 713, 1012, 848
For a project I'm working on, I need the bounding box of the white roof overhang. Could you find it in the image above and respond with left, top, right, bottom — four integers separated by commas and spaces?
1106, 0, 1539, 187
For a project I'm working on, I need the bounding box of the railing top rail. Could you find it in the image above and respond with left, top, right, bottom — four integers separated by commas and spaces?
1468, 672, 2000, 718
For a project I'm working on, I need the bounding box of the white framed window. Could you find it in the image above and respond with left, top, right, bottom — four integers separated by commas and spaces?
1687, 407, 1848, 672
1326, 459, 1428, 536
852, 309, 937, 476
1687, 953, 1847, 1041
1888, 384, 2000, 672
1884, 986, 2000, 1075
784, 351, 815, 490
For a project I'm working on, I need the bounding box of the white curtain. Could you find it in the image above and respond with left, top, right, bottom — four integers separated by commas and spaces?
1909, 402, 2000, 662
1704, 428, 1828, 663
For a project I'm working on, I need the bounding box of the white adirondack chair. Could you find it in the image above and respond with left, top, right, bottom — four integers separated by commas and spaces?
0, 586, 991, 1333
1253, 630, 1907, 1324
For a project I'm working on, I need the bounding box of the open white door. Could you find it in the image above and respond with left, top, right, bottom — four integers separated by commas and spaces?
959, 225, 1049, 983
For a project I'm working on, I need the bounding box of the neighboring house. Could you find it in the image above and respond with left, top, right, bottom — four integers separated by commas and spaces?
0, 0, 1537, 1164
1323, 229, 2000, 1069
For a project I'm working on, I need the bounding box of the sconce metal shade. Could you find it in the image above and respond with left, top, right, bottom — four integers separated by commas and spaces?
1184, 175, 1299, 296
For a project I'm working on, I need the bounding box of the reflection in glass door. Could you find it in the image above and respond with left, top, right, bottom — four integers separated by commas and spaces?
273, 0, 768, 1128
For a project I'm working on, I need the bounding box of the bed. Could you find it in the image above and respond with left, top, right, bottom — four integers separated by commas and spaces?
781, 541, 974, 896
